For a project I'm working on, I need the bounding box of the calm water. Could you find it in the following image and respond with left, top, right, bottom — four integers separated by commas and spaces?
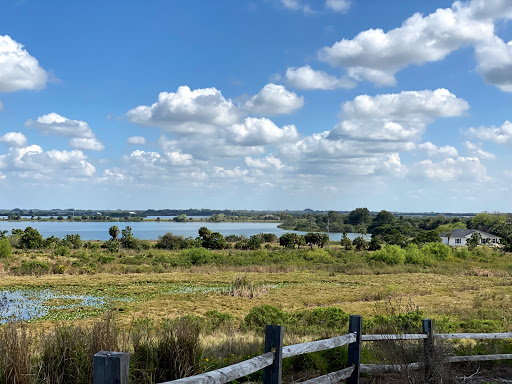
0, 220, 367, 241
0, 289, 105, 323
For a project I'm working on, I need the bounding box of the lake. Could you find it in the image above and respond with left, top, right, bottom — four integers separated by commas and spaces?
0, 221, 368, 241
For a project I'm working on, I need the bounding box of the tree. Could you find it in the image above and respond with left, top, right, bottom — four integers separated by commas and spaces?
63, 234, 82, 249
371, 210, 395, 228
467, 231, 482, 250
173, 214, 187, 222
19, 227, 44, 249
198, 227, 212, 240
280, 233, 297, 249
121, 226, 136, 248
352, 236, 368, 251
347, 208, 371, 226
202, 232, 226, 249
109, 225, 120, 241
446, 232, 452, 246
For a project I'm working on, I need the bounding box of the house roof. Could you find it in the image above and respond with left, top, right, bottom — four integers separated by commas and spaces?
440, 229, 500, 239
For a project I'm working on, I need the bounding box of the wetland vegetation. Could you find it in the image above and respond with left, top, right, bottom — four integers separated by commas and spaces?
1, 211, 512, 383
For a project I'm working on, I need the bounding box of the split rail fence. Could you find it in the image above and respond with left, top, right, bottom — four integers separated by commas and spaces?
93, 315, 512, 384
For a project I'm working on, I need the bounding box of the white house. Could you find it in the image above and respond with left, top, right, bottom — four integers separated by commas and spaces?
440, 229, 501, 247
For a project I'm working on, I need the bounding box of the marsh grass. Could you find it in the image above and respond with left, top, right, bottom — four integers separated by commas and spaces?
228, 274, 270, 298
0, 321, 32, 384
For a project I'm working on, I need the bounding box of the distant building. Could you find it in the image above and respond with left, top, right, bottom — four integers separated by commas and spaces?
440, 229, 501, 247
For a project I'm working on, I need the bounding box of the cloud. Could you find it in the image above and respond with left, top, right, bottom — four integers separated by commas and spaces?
463, 141, 496, 159
418, 142, 458, 158
25, 113, 104, 151
127, 136, 146, 145
280, 0, 313, 14
0, 35, 48, 92
26, 113, 95, 138
330, 89, 469, 142
228, 117, 298, 146
317, 0, 512, 89
414, 157, 488, 181
325, 0, 350, 13
285, 65, 356, 90
467, 120, 512, 145
243, 83, 304, 116
0, 132, 27, 148
69, 138, 105, 151
1, 145, 96, 179
245, 154, 285, 170
127, 86, 239, 134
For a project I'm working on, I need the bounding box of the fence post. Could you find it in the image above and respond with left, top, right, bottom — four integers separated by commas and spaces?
347, 315, 362, 384
422, 319, 434, 383
263, 325, 284, 384
93, 351, 130, 384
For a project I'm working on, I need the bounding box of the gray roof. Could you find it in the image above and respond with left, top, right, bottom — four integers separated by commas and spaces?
440, 229, 500, 239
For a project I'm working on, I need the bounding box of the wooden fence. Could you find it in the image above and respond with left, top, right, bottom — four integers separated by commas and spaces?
93, 315, 512, 384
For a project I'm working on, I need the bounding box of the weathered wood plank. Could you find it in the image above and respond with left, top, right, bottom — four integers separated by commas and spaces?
435, 332, 512, 340
300, 367, 355, 384
158, 352, 274, 384
446, 354, 512, 363
360, 362, 424, 374
282, 333, 356, 358
361, 334, 427, 341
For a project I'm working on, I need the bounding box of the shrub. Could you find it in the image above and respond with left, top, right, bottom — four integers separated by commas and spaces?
0, 238, 12, 258
186, 248, 212, 265
368, 244, 406, 265
12, 261, 50, 275
421, 242, 451, 261
244, 305, 291, 329
404, 244, 434, 266
54, 245, 70, 256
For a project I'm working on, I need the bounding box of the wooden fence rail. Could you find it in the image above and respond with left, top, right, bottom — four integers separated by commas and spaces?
93, 315, 512, 384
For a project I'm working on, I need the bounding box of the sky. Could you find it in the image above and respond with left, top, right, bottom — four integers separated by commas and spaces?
1, 0, 512, 212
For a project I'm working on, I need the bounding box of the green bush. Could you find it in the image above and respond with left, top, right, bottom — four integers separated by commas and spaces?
0, 238, 12, 258
186, 248, 212, 265
244, 305, 291, 329
404, 244, 434, 266
12, 260, 50, 275
421, 242, 451, 261
54, 245, 70, 256
368, 245, 406, 265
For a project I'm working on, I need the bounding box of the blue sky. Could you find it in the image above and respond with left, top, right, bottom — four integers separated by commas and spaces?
1, 0, 512, 212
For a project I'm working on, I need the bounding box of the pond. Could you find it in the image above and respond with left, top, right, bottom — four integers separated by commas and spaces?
0, 289, 107, 323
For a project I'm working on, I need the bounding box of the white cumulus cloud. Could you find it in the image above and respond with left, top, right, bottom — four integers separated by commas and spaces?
468, 121, 512, 145
330, 89, 469, 142
25, 113, 104, 151
285, 65, 355, 90
0, 132, 27, 148
243, 83, 304, 116
69, 138, 105, 151
415, 157, 488, 181
463, 141, 496, 159
317, 0, 512, 89
0, 35, 48, 92
127, 136, 146, 145
228, 117, 298, 146
418, 142, 458, 158
127, 86, 239, 134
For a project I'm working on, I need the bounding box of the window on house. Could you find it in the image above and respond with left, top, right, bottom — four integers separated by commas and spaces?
455, 238, 461, 244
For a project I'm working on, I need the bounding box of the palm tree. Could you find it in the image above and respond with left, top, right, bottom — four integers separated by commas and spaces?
446, 232, 452, 245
